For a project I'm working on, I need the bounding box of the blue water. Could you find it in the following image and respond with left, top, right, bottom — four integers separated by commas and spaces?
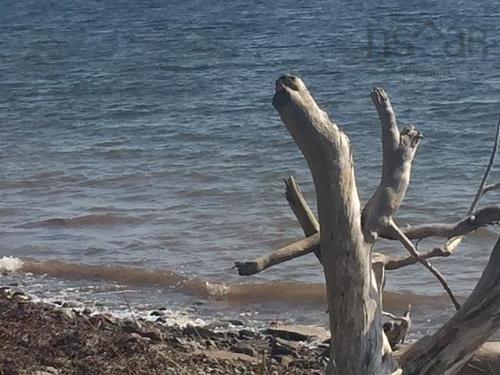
1, 0, 500, 334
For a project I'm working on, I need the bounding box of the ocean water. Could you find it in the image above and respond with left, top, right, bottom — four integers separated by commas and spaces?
1, 0, 500, 338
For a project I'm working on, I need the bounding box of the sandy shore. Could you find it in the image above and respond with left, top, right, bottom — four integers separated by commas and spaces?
0, 286, 328, 374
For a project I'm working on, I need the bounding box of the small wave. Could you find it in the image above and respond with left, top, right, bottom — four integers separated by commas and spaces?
0, 256, 24, 273
25, 213, 141, 228
7, 258, 465, 309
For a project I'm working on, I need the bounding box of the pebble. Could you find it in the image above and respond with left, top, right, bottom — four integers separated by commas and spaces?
238, 329, 256, 339
225, 319, 244, 326
10, 291, 30, 300
60, 308, 75, 320
140, 329, 163, 341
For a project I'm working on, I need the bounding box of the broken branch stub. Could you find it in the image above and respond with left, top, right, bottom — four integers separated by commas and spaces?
273, 75, 397, 375
284, 176, 319, 236
284, 176, 321, 261
234, 233, 320, 276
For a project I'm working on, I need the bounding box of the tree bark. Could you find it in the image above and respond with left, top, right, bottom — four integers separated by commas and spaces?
273, 75, 397, 375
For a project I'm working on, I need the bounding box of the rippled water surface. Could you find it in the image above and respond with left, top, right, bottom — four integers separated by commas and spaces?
1, 0, 500, 336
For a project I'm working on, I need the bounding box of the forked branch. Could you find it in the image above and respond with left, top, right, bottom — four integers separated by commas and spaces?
362, 88, 422, 239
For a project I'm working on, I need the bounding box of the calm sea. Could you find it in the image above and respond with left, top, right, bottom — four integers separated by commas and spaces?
1, 0, 500, 338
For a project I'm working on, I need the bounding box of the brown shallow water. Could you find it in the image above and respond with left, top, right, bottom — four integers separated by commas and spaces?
1, 256, 491, 342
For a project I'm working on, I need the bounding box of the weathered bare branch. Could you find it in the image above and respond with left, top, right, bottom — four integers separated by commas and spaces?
362, 88, 422, 239
284, 176, 321, 260
273, 75, 397, 374
401, 236, 500, 375
234, 233, 319, 276
482, 181, 500, 195
285, 176, 319, 236
468, 115, 500, 214
387, 220, 460, 310
381, 204, 500, 241
438, 115, 500, 258
236, 238, 451, 275
383, 246, 451, 271
236, 204, 500, 275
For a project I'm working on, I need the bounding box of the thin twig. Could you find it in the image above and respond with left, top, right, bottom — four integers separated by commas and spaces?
468, 114, 500, 214
388, 220, 460, 310
440, 114, 500, 257
122, 291, 141, 329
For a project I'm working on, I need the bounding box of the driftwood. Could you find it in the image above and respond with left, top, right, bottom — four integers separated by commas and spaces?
386, 221, 460, 310
383, 305, 411, 349
235, 204, 500, 276
399, 237, 500, 375
273, 75, 398, 374
235, 75, 500, 374
284, 176, 319, 237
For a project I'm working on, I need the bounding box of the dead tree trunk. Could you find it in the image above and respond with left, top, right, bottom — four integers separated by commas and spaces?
272, 75, 398, 374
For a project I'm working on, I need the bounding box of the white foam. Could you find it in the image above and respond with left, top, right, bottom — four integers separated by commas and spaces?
143, 308, 208, 328
205, 281, 229, 297
0, 256, 23, 273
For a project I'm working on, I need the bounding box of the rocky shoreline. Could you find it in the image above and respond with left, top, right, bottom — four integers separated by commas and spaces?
0, 287, 328, 374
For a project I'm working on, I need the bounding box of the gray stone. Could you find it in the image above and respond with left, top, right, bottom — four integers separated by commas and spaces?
265, 324, 329, 342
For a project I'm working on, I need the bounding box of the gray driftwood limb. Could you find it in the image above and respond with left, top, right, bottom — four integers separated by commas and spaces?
388, 220, 460, 310
284, 176, 319, 236
400, 237, 500, 375
382, 246, 451, 270
234, 233, 320, 276
273, 75, 397, 375
482, 181, 500, 195
362, 88, 422, 239
436, 115, 500, 258
284, 176, 321, 260
361, 87, 460, 309
235, 204, 500, 275
468, 115, 500, 214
